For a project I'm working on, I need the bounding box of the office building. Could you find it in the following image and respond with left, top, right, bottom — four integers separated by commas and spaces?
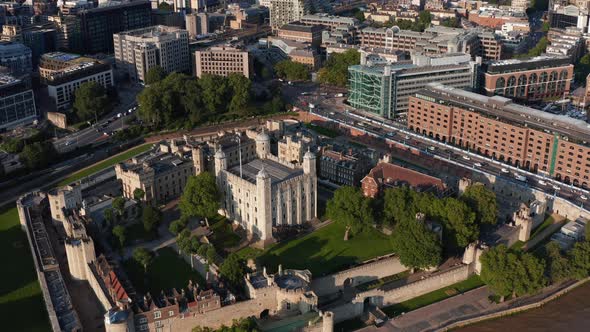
40, 52, 114, 111
408, 83, 590, 188
0, 41, 32, 75
468, 7, 528, 29
186, 12, 209, 38
77, 1, 152, 54
360, 25, 502, 61
348, 53, 477, 118
48, 14, 83, 53
0, 73, 36, 130
480, 55, 574, 102
214, 131, 318, 243
194, 46, 251, 78
300, 13, 359, 30
277, 22, 323, 47
270, 0, 308, 31
319, 146, 372, 186
115, 148, 194, 204
113, 25, 190, 83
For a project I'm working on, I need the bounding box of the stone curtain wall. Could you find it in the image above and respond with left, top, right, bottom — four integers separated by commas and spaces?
311, 255, 407, 296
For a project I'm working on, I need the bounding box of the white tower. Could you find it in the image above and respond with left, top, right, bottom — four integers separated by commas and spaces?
303, 148, 316, 175
214, 148, 227, 177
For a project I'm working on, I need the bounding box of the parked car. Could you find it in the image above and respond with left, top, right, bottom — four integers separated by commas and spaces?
501, 168, 510, 174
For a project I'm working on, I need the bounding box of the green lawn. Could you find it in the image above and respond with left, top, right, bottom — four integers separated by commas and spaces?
57, 143, 152, 186
382, 275, 484, 317
256, 222, 395, 276
530, 215, 554, 240
0, 207, 49, 332
124, 247, 206, 296
304, 122, 340, 138
209, 215, 242, 250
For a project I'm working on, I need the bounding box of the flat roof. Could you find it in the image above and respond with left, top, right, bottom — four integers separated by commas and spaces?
229, 158, 303, 185
415, 84, 590, 146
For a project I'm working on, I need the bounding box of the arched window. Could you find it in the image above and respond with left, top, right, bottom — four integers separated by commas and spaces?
548, 71, 558, 95
495, 77, 505, 95
517, 75, 527, 98
559, 69, 569, 92
506, 76, 517, 97
539, 72, 548, 94
528, 73, 537, 95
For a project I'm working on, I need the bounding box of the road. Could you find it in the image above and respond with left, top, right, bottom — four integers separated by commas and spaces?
53, 84, 142, 153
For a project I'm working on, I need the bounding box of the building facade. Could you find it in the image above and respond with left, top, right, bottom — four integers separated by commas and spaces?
480, 55, 574, 102
361, 162, 446, 198
0, 41, 32, 75
40, 52, 114, 111
277, 22, 323, 47
115, 149, 194, 204
0, 73, 36, 130
319, 147, 371, 186
270, 0, 307, 31
77, 1, 152, 54
194, 46, 251, 78
408, 83, 590, 188
348, 53, 477, 118
215, 131, 317, 243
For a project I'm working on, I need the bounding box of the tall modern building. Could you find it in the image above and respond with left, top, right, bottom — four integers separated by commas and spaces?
0, 41, 32, 76
113, 25, 190, 83
185, 12, 209, 38
408, 83, 590, 188
269, 0, 332, 31
0, 74, 36, 130
77, 1, 152, 54
348, 53, 478, 118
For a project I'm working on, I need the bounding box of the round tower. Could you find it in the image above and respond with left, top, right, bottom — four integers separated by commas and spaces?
256, 129, 271, 159
303, 149, 316, 175
214, 148, 227, 177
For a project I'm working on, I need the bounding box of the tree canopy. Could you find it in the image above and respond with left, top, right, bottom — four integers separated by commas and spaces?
274, 60, 310, 81
326, 186, 373, 235
317, 49, 360, 87
219, 253, 246, 289
391, 217, 442, 269
133, 247, 153, 272
19, 142, 55, 170
73, 81, 111, 122
568, 240, 590, 279
112, 196, 126, 217
112, 225, 126, 249
192, 317, 258, 332
145, 66, 167, 85
180, 172, 220, 220
544, 242, 570, 283
142, 205, 162, 233
133, 188, 145, 201
480, 245, 546, 299
389, 10, 432, 32
461, 184, 498, 225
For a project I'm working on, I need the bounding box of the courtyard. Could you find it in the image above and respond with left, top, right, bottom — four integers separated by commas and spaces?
123, 247, 206, 296
250, 221, 396, 276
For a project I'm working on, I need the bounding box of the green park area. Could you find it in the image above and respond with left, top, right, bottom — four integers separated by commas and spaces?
249, 222, 395, 276
304, 123, 340, 138
57, 143, 152, 186
0, 208, 49, 332
382, 275, 484, 317
124, 247, 206, 296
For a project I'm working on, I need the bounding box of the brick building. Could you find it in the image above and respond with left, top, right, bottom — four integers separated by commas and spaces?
194, 46, 251, 78
277, 22, 323, 47
408, 83, 590, 188
361, 162, 447, 198
480, 55, 574, 102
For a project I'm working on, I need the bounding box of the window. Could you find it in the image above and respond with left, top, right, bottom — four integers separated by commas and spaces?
154, 311, 162, 319
168, 310, 174, 317
139, 317, 148, 324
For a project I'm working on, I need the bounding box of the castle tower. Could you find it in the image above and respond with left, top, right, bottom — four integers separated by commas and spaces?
214, 148, 227, 177
322, 311, 334, 332
513, 204, 533, 242
303, 149, 317, 220
256, 129, 271, 159
303, 149, 316, 176
192, 145, 206, 175
256, 166, 273, 243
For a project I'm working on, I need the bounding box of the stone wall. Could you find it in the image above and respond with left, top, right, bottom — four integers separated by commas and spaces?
47, 111, 67, 129
311, 255, 406, 297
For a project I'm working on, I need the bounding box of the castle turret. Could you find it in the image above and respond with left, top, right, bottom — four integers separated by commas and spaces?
303, 149, 316, 176
256, 166, 273, 242
192, 145, 206, 175
256, 129, 271, 159
214, 148, 227, 177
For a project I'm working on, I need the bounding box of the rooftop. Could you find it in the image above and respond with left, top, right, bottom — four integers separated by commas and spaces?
415, 84, 590, 146
228, 158, 303, 184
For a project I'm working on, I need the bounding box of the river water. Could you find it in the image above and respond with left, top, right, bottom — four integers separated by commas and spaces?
456, 282, 590, 332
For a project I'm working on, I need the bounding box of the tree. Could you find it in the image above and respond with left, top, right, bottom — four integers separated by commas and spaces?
133, 247, 153, 272
197, 243, 209, 258
354, 9, 365, 23
112, 196, 126, 217
177, 229, 193, 255
326, 186, 373, 236
169, 217, 188, 235
461, 184, 498, 225
568, 240, 590, 279
19, 142, 54, 170
179, 172, 220, 223
133, 188, 146, 201
143, 205, 162, 233
574, 54, 590, 84
199, 74, 231, 115
0, 137, 24, 153
145, 66, 167, 85
391, 217, 442, 270
443, 198, 479, 248
219, 253, 246, 288
112, 225, 126, 248
104, 208, 114, 227
317, 49, 360, 87
158, 2, 172, 11
545, 242, 570, 283
441, 17, 458, 28
73, 81, 110, 122
274, 60, 310, 81
206, 245, 217, 264
480, 245, 546, 300
227, 73, 252, 115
